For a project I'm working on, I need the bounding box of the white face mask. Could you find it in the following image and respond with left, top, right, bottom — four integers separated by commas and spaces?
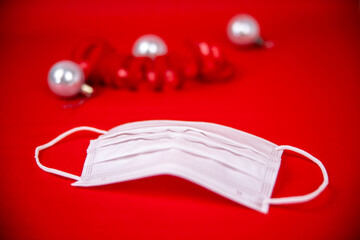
35, 120, 328, 214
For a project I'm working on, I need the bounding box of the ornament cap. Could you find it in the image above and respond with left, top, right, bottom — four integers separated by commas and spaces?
81, 84, 94, 97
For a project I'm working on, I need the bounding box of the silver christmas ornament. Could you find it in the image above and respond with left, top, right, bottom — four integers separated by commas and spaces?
132, 34, 168, 59
227, 14, 262, 46
48, 60, 93, 98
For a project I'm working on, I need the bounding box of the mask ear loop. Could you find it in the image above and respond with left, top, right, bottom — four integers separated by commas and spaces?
266, 145, 329, 205
35, 126, 107, 181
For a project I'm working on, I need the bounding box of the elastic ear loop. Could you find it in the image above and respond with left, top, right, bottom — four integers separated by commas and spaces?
265, 145, 329, 205
34, 126, 107, 181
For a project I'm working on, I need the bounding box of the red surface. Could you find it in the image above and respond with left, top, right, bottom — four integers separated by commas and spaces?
0, 0, 359, 239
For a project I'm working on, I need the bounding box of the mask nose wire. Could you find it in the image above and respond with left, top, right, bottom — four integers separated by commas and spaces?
34, 126, 107, 181
265, 145, 329, 205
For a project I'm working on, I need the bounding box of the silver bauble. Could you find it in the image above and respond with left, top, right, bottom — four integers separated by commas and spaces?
48, 60, 85, 98
227, 14, 261, 46
132, 34, 168, 59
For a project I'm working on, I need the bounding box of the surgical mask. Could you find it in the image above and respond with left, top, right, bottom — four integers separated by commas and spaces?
35, 120, 328, 214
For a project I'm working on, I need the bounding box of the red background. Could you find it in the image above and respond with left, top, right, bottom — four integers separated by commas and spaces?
0, 0, 359, 239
